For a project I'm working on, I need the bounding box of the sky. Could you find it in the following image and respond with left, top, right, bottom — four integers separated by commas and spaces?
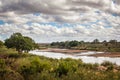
0, 0, 120, 43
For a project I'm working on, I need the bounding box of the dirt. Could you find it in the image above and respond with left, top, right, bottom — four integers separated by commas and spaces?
41, 48, 120, 57
88, 52, 120, 57
41, 48, 87, 54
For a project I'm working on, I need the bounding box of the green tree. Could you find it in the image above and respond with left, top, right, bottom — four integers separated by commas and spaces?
92, 39, 99, 44
68, 40, 79, 48
4, 33, 35, 54
102, 40, 108, 46
109, 40, 117, 44
22, 36, 36, 53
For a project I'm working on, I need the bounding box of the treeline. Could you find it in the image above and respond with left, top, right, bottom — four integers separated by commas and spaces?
50, 39, 120, 52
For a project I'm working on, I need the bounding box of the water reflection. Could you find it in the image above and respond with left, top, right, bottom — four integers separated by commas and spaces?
29, 50, 120, 65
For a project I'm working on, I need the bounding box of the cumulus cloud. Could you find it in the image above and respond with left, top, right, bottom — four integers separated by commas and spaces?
0, 23, 119, 42
0, 0, 120, 23
0, 0, 117, 15
0, 0, 120, 42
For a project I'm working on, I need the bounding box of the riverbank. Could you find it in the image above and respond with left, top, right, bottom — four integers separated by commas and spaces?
1, 47, 120, 80
40, 48, 88, 54
40, 48, 120, 57
88, 52, 120, 57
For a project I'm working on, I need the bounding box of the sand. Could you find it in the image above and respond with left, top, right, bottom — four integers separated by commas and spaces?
41, 48, 120, 57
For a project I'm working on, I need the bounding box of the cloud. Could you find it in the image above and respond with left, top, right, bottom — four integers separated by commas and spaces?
0, 0, 120, 23
115, 0, 120, 4
0, 23, 119, 42
0, 0, 120, 42
0, 0, 114, 14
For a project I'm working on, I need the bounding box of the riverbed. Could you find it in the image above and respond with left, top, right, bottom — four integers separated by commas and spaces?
29, 50, 120, 65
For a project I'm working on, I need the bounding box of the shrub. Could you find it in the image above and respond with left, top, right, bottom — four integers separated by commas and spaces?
101, 61, 115, 67
0, 59, 7, 78
8, 53, 20, 58
0, 59, 6, 68
55, 59, 79, 77
3, 69, 24, 80
101, 61, 116, 71
14, 56, 52, 80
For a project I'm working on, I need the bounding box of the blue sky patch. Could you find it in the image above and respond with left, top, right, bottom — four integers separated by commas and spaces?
0, 20, 5, 25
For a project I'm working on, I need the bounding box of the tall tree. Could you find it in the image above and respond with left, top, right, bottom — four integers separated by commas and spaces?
4, 33, 36, 54
68, 40, 79, 48
92, 39, 99, 44
109, 40, 117, 44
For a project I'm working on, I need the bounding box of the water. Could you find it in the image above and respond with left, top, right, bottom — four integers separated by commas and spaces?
75, 51, 104, 56
29, 50, 120, 65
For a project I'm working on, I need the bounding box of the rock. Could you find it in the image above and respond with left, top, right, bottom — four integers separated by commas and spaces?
97, 66, 107, 71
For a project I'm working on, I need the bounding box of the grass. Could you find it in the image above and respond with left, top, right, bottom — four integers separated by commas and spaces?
0, 47, 120, 80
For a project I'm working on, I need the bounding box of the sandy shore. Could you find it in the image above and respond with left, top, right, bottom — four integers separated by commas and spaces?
40, 48, 120, 57
88, 52, 120, 57
40, 48, 87, 54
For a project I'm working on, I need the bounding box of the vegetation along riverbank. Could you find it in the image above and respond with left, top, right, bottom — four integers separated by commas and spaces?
0, 33, 120, 80
50, 39, 120, 52
1, 47, 120, 80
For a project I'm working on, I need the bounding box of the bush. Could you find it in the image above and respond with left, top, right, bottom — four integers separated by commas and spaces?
55, 59, 79, 77
0, 59, 6, 68
101, 61, 115, 71
4, 69, 24, 80
0, 59, 7, 78
1, 47, 120, 80
101, 61, 115, 67
13, 56, 51, 80
0, 40, 4, 47
8, 53, 20, 58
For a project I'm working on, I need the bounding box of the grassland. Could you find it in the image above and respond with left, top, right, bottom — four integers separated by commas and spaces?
0, 47, 120, 80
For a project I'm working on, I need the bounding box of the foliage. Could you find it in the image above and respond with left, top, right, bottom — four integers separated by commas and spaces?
4, 33, 36, 54
92, 39, 99, 44
50, 39, 120, 52
55, 59, 79, 77
0, 40, 4, 47
0, 48, 120, 80
51, 40, 80, 49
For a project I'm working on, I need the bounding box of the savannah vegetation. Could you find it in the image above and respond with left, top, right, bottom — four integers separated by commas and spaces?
0, 46, 120, 80
0, 33, 120, 80
50, 39, 120, 52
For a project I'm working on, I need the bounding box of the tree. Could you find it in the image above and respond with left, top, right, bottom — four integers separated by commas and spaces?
59, 42, 65, 48
4, 33, 36, 54
109, 40, 117, 44
92, 39, 99, 44
102, 40, 108, 46
68, 40, 79, 48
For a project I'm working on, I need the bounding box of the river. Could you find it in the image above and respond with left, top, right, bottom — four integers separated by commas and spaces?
29, 50, 120, 65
